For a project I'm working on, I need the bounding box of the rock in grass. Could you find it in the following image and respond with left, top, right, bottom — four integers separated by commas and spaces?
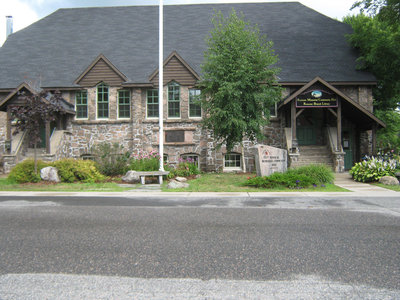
175, 177, 187, 182
167, 180, 189, 189
122, 170, 140, 183
379, 176, 399, 186
40, 166, 60, 183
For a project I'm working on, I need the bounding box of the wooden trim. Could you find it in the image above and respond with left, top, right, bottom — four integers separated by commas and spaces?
6, 107, 11, 141
291, 100, 297, 144
296, 108, 305, 118
148, 50, 200, 82
0, 82, 37, 109
278, 81, 377, 86
337, 99, 342, 152
74, 53, 128, 85
45, 121, 50, 154
328, 108, 337, 118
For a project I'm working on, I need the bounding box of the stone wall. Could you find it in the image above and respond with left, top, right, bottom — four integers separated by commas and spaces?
336, 85, 374, 112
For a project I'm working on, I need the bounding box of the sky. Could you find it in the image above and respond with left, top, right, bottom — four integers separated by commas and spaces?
1, 0, 360, 46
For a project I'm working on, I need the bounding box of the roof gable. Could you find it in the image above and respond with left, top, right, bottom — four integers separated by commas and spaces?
279, 76, 385, 128
149, 51, 200, 86
0, 83, 37, 110
75, 54, 127, 87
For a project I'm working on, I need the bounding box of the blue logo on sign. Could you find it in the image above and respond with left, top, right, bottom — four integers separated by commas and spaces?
311, 90, 322, 98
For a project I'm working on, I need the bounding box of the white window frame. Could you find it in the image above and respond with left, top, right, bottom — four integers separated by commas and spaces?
270, 102, 278, 118
223, 153, 242, 171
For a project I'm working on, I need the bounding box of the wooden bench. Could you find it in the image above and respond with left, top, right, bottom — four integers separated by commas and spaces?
135, 171, 170, 185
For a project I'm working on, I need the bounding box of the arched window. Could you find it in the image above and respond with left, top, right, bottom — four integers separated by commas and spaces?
97, 83, 109, 119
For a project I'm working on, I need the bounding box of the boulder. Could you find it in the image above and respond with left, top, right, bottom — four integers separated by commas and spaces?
379, 176, 399, 186
167, 180, 189, 189
122, 170, 140, 183
40, 166, 60, 183
175, 176, 187, 182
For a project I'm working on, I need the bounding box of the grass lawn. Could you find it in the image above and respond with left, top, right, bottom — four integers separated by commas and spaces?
0, 178, 133, 192
374, 183, 400, 192
162, 173, 348, 192
0, 173, 348, 192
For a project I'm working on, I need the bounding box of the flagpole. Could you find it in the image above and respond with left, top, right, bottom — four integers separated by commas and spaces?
158, 0, 164, 171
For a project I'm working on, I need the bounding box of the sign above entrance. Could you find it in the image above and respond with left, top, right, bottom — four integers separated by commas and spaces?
296, 89, 338, 108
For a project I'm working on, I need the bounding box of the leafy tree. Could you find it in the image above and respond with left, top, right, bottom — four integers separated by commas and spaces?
375, 110, 400, 152
200, 9, 282, 153
10, 89, 66, 173
351, 0, 400, 25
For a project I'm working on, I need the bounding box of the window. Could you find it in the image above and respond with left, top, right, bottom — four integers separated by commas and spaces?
224, 153, 241, 169
168, 82, 180, 118
118, 90, 130, 118
97, 83, 109, 119
181, 154, 199, 168
147, 89, 159, 118
75, 90, 88, 119
269, 102, 277, 118
189, 89, 201, 118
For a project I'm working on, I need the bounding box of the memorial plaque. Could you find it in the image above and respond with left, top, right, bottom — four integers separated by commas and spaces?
255, 145, 287, 177
165, 130, 185, 143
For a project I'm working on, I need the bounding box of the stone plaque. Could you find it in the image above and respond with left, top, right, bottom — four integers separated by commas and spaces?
165, 130, 185, 143
255, 145, 287, 177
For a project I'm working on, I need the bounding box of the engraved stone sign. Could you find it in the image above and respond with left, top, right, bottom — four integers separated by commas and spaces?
165, 130, 185, 143
255, 145, 287, 177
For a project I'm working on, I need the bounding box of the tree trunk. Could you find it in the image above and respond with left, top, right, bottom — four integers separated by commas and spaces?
241, 143, 246, 173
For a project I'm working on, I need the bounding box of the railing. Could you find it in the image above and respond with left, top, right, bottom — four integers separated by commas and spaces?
327, 127, 343, 153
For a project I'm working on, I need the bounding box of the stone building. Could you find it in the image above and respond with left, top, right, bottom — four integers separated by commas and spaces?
0, 2, 385, 173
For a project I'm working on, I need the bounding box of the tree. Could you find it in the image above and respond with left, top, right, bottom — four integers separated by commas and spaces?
11, 89, 66, 173
199, 9, 282, 154
351, 0, 400, 25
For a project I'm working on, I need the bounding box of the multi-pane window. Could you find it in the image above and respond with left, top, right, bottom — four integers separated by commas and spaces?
181, 154, 199, 168
269, 102, 277, 118
168, 82, 180, 118
75, 90, 88, 119
189, 89, 201, 118
118, 90, 130, 118
224, 153, 241, 169
97, 83, 109, 118
147, 89, 159, 118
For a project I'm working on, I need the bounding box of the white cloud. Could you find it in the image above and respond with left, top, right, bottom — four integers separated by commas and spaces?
0, 0, 39, 46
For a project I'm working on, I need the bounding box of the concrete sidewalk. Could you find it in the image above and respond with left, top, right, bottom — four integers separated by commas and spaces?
333, 172, 399, 194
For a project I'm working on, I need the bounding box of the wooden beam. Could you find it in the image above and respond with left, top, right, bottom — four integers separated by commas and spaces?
45, 121, 50, 154
291, 100, 297, 148
296, 108, 305, 118
372, 124, 377, 155
337, 99, 342, 151
328, 108, 337, 118
6, 106, 11, 141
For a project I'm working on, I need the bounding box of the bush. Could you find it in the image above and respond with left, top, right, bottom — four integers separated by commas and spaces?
52, 159, 105, 183
91, 142, 130, 176
350, 154, 399, 182
246, 172, 316, 189
289, 164, 334, 184
129, 150, 160, 171
169, 159, 200, 178
8, 159, 49, 183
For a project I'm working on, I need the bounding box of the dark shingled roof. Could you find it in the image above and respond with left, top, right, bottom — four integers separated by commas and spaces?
0, 2, 375, 89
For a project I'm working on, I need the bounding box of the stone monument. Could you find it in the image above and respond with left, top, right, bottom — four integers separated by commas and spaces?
254, 145, 287, 177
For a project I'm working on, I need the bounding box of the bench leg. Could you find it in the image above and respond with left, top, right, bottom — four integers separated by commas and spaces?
158, 175, 163, 185
140, 176, 146, 185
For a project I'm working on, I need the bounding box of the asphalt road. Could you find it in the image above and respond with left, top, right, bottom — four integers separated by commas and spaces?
0, 195, 399, 299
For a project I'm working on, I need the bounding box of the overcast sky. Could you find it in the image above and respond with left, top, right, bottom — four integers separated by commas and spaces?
1, 0, 360, 46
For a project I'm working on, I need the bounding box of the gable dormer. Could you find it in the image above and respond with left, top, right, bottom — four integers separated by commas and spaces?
75, 54, 127, 87
149, 51, 200, 86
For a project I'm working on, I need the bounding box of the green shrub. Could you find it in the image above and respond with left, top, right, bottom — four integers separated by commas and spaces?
169, 160, 200, 178
129, 150, 160, 171
246, 171, 316, 189
52, 159, 105, 183
350, 155, 399, 182
289, 164, 334, 184
91, 142, 130, 176
8, 159, 49, 183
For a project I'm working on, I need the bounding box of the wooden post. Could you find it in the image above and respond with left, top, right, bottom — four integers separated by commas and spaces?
337, 99, 342, 152
291, 100, 297, 150
372, 123, 377, 155
6, 107, 12, 153
45, 120, 50, 154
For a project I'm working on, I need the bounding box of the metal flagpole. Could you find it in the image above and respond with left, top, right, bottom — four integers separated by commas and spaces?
158, 0, 164, 171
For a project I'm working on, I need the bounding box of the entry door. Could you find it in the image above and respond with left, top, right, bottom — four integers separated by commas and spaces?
297, 110, 317, 145
343, 130, 353, 170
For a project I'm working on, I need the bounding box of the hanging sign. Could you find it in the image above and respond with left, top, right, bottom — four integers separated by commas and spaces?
296, 90, 338, 108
